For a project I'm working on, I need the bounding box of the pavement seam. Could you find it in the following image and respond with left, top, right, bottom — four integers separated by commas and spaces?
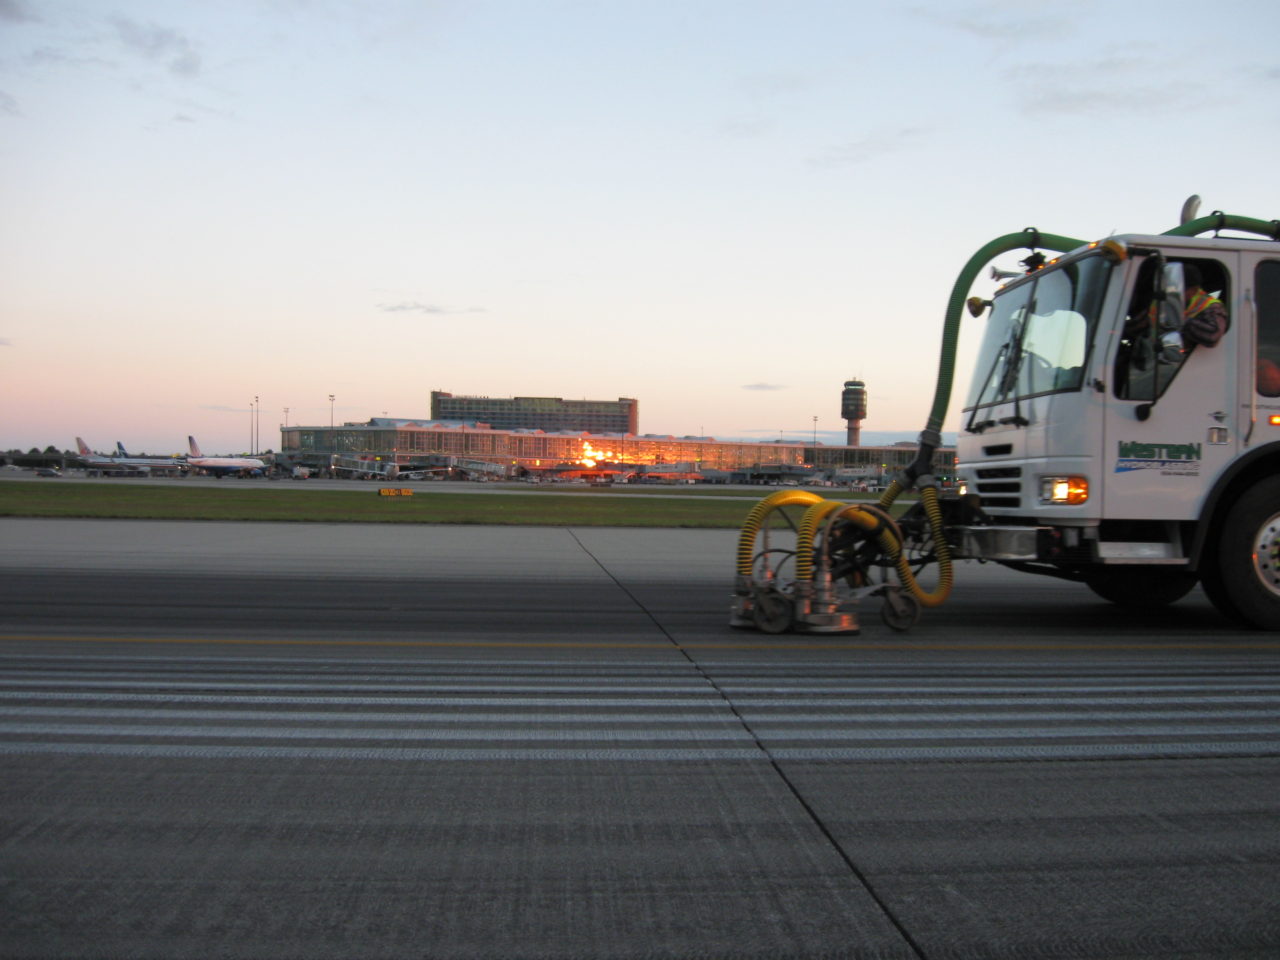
566, 528, 932, 960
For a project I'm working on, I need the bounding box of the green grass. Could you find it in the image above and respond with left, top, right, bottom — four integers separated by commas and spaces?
0, 480, 765, 528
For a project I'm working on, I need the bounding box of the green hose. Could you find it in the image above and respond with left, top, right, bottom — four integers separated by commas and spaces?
1162, 213, 1280, 240
921, 211, 1276, 439
877, 228, 1085, 608
924, 229, 1085, 437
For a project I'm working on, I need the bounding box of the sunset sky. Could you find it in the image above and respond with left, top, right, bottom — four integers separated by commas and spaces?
3, 0, 1278, 454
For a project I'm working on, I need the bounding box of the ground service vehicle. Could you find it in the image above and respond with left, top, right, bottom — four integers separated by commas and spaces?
731, 198, 1280, 634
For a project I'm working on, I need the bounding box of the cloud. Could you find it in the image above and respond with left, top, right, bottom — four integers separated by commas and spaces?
718, 72, 813, 140
808, 127, 927, 168
378, 302, 485, 315
719, 115, 773, 140
111, 16, 201, 77
25, 46, 114, 72
742, 382, 787, 391
0, 91, 18, 117
0, 337, 12, 346
911, 4, 1067, 41
1002, 56, 1206, 116
0, 0, 38, 24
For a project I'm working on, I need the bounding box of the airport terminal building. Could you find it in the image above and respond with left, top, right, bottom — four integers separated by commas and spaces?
430, 392, 639, 434
280, 418, 955, 484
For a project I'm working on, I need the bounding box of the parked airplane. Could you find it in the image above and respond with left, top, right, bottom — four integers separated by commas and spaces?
186, 437, 266, 478
74, 438, 185, 475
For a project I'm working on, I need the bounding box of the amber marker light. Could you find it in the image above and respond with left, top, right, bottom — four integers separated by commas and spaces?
1041, 476, 1089, 505
1100, 238, 1129, 262
1270, 415, 1280, 426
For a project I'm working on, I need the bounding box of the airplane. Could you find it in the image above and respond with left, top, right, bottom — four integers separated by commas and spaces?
74, 437, 185, 476
186, 436, 267, 478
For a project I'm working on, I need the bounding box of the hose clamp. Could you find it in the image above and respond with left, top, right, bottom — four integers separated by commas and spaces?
918, 428, 942, 448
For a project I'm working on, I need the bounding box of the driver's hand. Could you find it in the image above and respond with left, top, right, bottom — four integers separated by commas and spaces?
1184, 313, 1222, 346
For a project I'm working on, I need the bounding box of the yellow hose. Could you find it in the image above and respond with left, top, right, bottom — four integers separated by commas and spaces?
735, 490, 825, 578
913, 484, 955, 606
827, 503, 903, 576
794, 499, 848, 580
794, 494, 954, 608
877, 478, 903, 512
736, 485, 954, 612
889, 485, 953, 607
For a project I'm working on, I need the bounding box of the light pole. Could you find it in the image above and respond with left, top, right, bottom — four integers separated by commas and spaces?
254, 395, 260, 455
328, 394, 335, 459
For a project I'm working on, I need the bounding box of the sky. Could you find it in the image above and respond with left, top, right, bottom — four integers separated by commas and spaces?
2, 0, 1278, 455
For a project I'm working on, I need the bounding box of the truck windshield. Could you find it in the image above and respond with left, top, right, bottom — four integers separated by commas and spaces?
964, 254, 1113, 414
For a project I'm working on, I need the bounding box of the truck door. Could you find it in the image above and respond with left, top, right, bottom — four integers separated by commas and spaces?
1242, 255, 1280, 444
1102, 252, 1240, 521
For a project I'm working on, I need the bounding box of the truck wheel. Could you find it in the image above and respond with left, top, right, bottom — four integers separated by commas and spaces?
1084, 568, 1198, 608
1201, 476, 1280, 629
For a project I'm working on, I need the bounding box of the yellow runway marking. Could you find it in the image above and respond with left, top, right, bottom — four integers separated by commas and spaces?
0, 634, 670, 650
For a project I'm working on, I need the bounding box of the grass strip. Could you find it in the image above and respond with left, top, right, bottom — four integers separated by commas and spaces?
0, 481, 757, 528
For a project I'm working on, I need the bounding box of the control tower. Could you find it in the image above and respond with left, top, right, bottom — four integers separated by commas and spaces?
840, 379, 867, 446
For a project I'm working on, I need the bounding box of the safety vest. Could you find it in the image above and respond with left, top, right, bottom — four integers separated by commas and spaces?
1185, 289, 1222, 319
1146, 288, 1222, 323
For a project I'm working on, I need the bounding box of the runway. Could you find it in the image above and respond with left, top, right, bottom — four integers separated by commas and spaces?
2, 518, 1279, 959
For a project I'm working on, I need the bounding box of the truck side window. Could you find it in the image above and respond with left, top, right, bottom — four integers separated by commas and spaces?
1256, 261, 1280, 397
1116, 257, 1227, 401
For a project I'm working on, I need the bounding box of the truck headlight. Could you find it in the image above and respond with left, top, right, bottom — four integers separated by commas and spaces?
1040, 476, 1088, 504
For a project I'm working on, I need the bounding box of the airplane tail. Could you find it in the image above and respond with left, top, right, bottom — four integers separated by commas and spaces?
188, 436, 203, 458
115, 442, 129, 457
75, 437, 92, 456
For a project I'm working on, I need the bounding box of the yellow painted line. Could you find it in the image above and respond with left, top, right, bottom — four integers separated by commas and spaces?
686, 640, 1280, 652
0, 634, 1276, 653
0, 634, 675, 650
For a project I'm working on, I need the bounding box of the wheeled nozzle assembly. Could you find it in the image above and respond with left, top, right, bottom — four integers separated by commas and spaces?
730, 486, 952, 636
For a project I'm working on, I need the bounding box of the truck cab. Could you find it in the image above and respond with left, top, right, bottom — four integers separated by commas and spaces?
955, 231, 1280, 626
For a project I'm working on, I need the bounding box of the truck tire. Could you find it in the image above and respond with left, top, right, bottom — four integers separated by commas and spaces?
1084, 568, 1198, 608
1200, 476, 1280, 629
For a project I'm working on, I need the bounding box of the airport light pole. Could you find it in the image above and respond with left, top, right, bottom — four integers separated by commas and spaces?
255, 395, 260, 455
328, 394, 335, 459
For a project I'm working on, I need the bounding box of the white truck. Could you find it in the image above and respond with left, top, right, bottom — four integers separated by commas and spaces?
731, 199, 1280, 633
950, 200, 1280, 629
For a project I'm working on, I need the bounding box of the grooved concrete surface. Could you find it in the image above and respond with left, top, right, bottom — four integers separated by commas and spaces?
1, 518, 1279, 959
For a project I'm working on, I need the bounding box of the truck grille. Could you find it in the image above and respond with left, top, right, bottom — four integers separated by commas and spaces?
974, 466, 1022, 508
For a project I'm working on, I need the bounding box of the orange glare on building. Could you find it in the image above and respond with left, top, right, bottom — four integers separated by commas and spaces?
578, 441, 618, 468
